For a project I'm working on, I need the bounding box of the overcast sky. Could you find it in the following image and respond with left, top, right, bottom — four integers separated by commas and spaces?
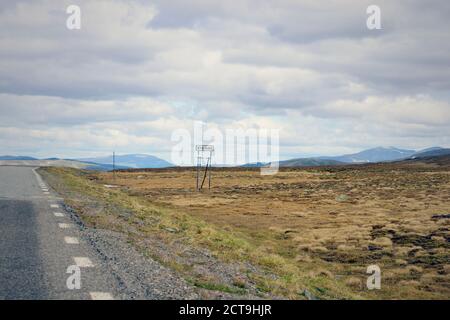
1, 0, 449, 162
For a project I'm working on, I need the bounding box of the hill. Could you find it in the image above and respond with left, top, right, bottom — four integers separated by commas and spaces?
77, 154, 173, 169
322, 147, 416, 163
278, 158, 344, 167
409, 148, 450, 159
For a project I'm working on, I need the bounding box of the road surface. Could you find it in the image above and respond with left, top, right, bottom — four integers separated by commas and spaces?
0, 166, 116, 299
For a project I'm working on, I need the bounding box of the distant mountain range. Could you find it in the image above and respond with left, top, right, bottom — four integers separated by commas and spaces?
246, 146, 450, 168
76, 154, 173, 169
320, 147, 416, 163
2, 147, 449, 170
0, 153, 173, 170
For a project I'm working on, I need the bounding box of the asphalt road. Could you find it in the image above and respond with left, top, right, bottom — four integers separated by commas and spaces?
0, 166, 116, 299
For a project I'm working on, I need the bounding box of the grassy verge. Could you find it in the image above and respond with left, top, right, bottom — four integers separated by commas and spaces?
40, 167, 361, 299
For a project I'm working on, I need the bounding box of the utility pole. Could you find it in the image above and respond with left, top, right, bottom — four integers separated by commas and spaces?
113, 151, 116, 181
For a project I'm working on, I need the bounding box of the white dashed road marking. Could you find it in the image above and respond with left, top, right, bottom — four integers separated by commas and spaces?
33, 168, 113, 299
73, 257, 94, 268
89, 292, 114, 300
64, 236, 79, 244
33, 168, 111, 298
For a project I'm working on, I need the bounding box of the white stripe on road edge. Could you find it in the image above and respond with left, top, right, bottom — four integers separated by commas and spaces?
73, 257, 94, 268
50, 204, 59, 208
64, 236, 79, 244
58, 223, 71, 229
54, 212, 65, 217
89, 292, 114, 300
32, 168, 47, 187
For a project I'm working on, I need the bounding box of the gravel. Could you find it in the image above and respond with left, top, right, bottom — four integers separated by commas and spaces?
64, 204, 199, 300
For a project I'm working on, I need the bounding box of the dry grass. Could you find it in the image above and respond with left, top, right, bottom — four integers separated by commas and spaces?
43, 162, 450, 299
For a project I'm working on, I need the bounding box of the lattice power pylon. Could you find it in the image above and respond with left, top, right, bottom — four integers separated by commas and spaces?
195, 145, 214, 191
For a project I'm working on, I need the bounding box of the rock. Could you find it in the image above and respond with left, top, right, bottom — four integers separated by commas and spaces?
335, 194, 349, 202
432, 214, 450, 219
301, 289, 318, 300
368, 245, 382, 251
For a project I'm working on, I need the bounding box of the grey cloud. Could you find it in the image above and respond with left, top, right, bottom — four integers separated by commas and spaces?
0, 0, 449, 158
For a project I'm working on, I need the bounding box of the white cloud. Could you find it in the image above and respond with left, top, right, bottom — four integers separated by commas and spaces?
314, 95, 450, 126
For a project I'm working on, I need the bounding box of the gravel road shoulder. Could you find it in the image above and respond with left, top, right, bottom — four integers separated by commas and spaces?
63, 204, 199, 299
